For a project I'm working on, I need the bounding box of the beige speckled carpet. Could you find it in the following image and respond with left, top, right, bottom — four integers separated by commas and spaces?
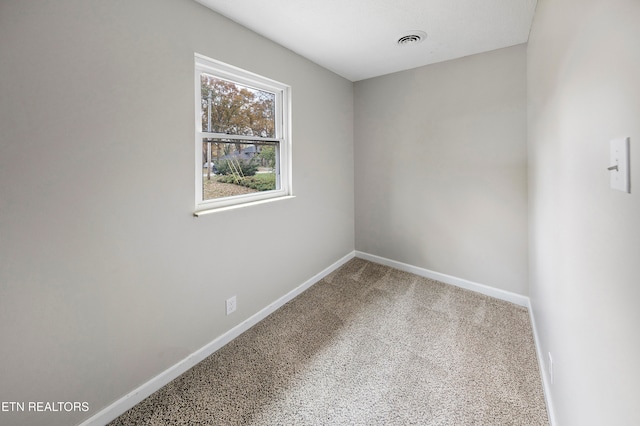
110, 258, 549, 425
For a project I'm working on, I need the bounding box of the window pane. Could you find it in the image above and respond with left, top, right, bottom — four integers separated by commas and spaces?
200, 74, 276, 138
202, 139, 278, 201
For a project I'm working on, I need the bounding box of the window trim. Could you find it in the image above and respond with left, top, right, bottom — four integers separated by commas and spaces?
194, 54, 292, 214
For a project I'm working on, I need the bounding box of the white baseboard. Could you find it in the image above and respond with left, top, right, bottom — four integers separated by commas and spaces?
527, 300, 557, 426
355, 251, 529, 307
79, 251, 356, 426
82, 251, 554, 426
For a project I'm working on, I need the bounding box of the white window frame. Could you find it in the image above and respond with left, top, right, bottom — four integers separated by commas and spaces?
194, 53, 292, 214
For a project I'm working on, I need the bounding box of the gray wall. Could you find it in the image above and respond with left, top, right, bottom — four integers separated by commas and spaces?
354, 45, 528, 295
0, 1, 354, 425
528, 0, 640, 424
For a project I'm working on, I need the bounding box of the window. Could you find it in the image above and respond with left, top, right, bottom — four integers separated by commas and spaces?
194, 54, 291, 213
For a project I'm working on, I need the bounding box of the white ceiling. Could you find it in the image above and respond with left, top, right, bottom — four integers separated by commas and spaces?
195, 0, 537, 82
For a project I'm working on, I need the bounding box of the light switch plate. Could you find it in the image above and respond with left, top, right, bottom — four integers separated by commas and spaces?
610, 137, 630, 193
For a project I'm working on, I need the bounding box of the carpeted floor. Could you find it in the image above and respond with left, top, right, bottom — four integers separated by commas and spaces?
110, 258, 549, 425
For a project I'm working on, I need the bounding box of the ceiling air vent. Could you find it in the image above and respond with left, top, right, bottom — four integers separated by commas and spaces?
397, 31, 427, 46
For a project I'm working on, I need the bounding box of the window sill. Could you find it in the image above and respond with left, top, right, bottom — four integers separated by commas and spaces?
193, 195, 295, 217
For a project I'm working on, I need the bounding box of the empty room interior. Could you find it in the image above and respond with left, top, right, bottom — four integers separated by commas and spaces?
1, 0, 639, 425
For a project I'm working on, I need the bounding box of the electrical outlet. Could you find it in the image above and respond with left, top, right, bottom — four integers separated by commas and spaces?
548, 352, 554, 384
226, 296, 237, 315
